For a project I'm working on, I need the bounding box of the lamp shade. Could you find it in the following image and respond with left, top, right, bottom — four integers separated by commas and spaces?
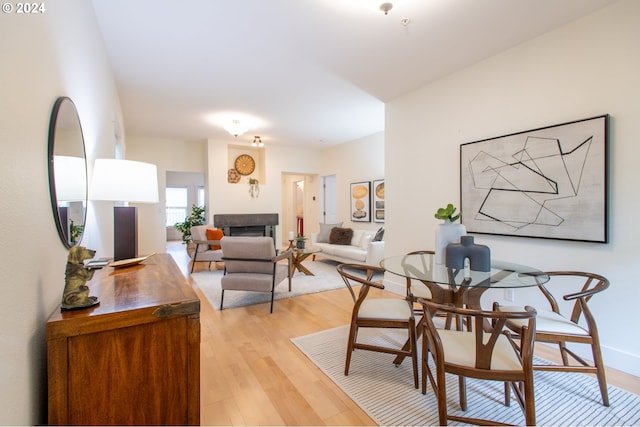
90, 159, 159, 203
54, 155, 87, 202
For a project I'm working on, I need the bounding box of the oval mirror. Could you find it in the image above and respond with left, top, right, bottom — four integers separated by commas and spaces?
47, 97, 88, 249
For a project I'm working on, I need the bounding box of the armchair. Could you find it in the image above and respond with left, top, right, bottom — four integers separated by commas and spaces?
220, 236, 292, 313
189, 225, 224, 273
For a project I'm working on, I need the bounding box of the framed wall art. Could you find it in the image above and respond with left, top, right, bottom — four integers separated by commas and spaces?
460, 115, 608, 243
350, 181, 371, 222
372, 179, 385, 223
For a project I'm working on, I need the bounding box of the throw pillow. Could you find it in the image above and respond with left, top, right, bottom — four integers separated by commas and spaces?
329, 227, 354, 245
205, 228, 224, 250
317, 222, 343, 243
373, 227, 384, 242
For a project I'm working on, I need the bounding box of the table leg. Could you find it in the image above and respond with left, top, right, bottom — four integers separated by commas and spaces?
291, 253, 315, 276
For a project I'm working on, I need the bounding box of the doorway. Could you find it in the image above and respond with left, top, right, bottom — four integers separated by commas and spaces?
322, 175, 337, 224
281, 173, 319, 245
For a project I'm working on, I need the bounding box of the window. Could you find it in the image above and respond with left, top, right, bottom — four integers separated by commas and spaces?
197, 186, 205, 209
166, 187, 188, 227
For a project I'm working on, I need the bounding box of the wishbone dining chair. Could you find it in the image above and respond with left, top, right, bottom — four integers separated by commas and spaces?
337, 263, 419, 389
495, 270, 610, 406
420, 299, 537, 426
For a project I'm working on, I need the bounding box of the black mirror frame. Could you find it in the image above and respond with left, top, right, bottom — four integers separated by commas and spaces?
47, 96, 88, 249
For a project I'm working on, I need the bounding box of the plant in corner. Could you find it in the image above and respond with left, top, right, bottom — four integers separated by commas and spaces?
174, 205, 206, 244
434, 203, 461, 223
69, 220, 84, 245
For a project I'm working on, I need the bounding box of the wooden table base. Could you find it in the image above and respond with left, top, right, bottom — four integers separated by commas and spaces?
290, 252, 316, 276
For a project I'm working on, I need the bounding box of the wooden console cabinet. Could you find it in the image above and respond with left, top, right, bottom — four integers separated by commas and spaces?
46, 254, 200, 425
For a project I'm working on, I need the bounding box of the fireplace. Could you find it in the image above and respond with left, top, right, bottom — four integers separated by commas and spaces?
213, 213, 278, 242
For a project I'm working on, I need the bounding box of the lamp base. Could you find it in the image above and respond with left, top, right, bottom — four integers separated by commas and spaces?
114, 206, 138, 261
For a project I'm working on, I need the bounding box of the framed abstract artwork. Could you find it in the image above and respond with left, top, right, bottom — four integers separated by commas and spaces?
350, 181, 371, 222
460, 115, 609, 243
372, 179, 385, 223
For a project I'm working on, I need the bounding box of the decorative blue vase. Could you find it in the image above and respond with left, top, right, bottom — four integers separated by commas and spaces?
445, 235, 491, 272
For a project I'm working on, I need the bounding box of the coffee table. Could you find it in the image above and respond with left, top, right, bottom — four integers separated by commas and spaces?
287, 246, 322, 276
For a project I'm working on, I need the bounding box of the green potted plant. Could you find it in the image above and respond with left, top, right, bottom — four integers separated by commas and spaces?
69, 220, 84, 245
174, 205, 206, 244
434, 203, 461, 222
295, 234, 307, 249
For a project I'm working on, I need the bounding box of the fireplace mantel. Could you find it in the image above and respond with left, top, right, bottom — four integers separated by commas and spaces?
213, 213, 278, 241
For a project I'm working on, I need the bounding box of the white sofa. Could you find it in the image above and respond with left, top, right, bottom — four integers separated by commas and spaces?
309, 226, 384, 267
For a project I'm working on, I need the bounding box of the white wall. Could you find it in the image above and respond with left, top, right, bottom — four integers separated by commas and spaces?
0, 2, 123, 423
317, 132, 385, 235
385, 0, 640, 375
126, 136, 208, 253
207, 138, 324, 238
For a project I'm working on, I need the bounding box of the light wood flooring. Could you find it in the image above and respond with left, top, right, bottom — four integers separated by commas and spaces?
166, 242, 640, 426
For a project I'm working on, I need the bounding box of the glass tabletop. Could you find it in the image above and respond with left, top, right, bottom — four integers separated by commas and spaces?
382, 253, 549, 289
288, 246, 322, 255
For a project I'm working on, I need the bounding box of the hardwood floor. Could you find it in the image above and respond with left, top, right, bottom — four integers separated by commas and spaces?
166, 242, 640, 426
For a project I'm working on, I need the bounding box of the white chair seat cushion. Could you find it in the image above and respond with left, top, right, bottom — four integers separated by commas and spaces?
359, 298, 412, 320
438, 329, 522, 371
499, 305, 589, 336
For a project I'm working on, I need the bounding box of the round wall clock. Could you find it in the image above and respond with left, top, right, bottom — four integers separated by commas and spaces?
234, 154, 256, 175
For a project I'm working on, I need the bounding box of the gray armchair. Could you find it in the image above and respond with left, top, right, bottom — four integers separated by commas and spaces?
220, 236, 292, 313
189, 225, 224, 273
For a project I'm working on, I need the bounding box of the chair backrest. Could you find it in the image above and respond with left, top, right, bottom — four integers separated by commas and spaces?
337, 263, 385, 304
190, 225, 210, 252
538, 271, 609, 324
420, 299, 536, 371
221, 236, 276, 274
404, 250, 435, 297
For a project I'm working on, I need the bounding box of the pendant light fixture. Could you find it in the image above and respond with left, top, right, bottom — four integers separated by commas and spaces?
252, 136, 264, 147
224, 119, 248, 137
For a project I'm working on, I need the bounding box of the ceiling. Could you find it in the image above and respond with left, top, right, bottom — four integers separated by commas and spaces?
91, 0, 616, 147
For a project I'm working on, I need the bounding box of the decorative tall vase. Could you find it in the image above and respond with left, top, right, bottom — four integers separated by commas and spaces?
435, 220, 466, 264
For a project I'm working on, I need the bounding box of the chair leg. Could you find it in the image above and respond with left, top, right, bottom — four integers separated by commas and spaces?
458, 376, 467, 411
220, 289, 224, 310
436, 365, 449, 425
421, 338, 428, 394
269, 290, 275, 313
559, 341, 570, 365
504, 381, 511, 407
344, 323, 357, 376
409, 319, 419, 389
591, 340, 610, 406
523, 379, 536, 426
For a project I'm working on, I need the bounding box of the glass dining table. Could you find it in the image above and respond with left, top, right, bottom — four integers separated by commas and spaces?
382, 253, 550, 310
383, 252, 549, 365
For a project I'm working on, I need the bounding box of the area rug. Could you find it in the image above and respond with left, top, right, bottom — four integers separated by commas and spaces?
192, 259, 350, 310
292, 325, 640, 426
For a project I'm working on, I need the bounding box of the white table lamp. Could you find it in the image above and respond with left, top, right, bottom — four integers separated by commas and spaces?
90, 159, 159, 260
